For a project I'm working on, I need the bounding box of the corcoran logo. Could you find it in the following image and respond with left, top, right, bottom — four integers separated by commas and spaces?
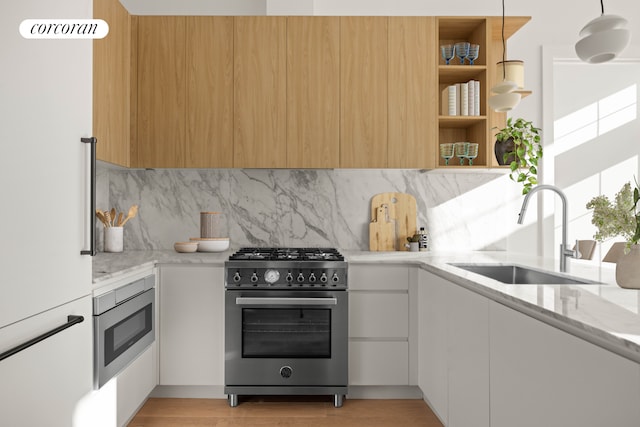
19, 19, 109, 39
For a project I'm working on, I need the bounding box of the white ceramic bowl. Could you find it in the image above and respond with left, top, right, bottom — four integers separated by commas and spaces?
189, 237, 230, 252
174, 241, 198, 253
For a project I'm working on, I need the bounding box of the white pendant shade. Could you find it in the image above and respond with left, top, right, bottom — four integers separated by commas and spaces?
575, 14, 631, 63
489, 91, 521, 112
492, 80, 518, 94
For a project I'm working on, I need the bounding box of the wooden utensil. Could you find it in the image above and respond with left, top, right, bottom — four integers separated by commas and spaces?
95, 210, 109, 227
117, 212, 124, 227
103, 210, 112, 228
110, 208, 116, 226
369, 193, 417, 251
120, 205, 139, 226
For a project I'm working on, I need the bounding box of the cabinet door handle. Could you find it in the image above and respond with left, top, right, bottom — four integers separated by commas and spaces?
80, 137, 97, 256
0, 315, 84, 362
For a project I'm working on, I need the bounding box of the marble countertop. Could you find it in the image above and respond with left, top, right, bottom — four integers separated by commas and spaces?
93, 249, 640, 363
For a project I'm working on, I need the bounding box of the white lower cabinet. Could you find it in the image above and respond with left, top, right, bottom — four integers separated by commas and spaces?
0, 296, 92, 427
489, 301, 640, 427
418, 268, 448, 424
349, 265, 412, 386
117, 344, 157, 426
447, 283, 489, 427
418, 269, 489, 427
349, 341, 409, 385
159, 265, 224, 386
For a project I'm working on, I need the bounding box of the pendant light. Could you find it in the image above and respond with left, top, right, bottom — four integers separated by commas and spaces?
575, 0, 631, 63
489, 0, 521, 112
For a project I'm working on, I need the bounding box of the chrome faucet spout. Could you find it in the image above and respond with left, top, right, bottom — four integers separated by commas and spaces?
516, 185, 576, 272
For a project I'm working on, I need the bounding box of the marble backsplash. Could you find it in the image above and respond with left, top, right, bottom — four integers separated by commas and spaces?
96, 164, 522, 252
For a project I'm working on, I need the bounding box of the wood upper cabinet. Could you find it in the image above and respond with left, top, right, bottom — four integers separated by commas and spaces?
287, 17, 340, 168
137, 16, 186, 168
340, 17, 388, 168
388, 17, 437, 169
234, 17, 287, 168
93, 0, 136, 167
186, 17, 234, 168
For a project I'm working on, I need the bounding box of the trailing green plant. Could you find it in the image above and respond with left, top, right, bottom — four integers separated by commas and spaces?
494, 117, 543, 195
586, 179, 640, 252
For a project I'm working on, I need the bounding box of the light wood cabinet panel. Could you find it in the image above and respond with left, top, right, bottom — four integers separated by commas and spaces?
186, 17, 234, 168
234, 17, 287, 168
287, 17, 340, 168
388, 17, 437, 169
340, 17, 388, 168
137, 16, 186, 168
93, 0, 136, 167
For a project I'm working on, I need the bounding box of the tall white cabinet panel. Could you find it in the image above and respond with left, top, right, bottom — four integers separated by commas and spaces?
159, 265, 224, 386
1, 1, 93, 425
418, 269, 449, 425
447, 283, 489, 427
0, 297, 92, 427
490, 301, 640, 427
0, 0, 92, 329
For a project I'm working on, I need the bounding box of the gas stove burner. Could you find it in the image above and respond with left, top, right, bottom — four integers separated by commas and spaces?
229, 247, 344, 262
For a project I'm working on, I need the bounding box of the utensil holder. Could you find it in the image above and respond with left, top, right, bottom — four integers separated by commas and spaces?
104, 227, 123, 253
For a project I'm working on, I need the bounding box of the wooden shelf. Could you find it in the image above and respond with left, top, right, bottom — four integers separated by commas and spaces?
438, 65, 486, 83
439, 116, 487, 127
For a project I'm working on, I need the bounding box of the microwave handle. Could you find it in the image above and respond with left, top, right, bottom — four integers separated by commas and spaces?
235, 297, 337, 306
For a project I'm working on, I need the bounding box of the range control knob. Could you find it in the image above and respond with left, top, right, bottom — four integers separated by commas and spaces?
308, 273, 317, 283
331, 273, 340, 283
250, 272, 259, 283
285, 272, 293, 283
264, 269, 280, 284
297, 272, 305, 283
320, 273, 328, 283
233, 271, 241, 283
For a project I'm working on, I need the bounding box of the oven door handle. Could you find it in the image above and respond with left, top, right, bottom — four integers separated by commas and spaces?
235, 297, 337, 306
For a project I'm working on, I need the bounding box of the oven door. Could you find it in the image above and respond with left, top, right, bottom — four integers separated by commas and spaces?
94, 288, 155, 389
225, 290, 348, 387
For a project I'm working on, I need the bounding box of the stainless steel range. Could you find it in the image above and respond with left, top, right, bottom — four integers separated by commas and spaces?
224, 247, 348, 407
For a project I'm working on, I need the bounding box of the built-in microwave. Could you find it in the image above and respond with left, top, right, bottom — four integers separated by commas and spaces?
93, 274, 155, 389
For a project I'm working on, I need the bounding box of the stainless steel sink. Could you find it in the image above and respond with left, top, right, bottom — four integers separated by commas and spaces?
448, 263, 598, 285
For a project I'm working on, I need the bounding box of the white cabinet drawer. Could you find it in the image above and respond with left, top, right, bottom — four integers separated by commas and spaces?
349, 292, 408, 338
349, 341, 409, 385
349, 265, 409, 291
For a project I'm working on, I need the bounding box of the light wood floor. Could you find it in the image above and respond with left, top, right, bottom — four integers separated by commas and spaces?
128, 396, 444, 427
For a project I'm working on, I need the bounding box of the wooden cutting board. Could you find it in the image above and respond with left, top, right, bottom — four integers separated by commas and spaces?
369, 193, 417, 251
369, 205, 395, 251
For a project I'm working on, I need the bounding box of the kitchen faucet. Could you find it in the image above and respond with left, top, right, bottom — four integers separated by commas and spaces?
517, 185, 577, 272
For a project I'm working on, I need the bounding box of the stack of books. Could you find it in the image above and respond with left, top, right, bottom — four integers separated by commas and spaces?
441, 80, 481, 116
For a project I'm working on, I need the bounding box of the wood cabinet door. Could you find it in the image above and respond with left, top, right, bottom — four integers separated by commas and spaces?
388, 17, 437, 169
340, 17, 388, 168
93, 0, 134, 167
137, 16, 186, 168
186, 17, 234, 168
287, 17, 340, 168
234, 17, 287, 168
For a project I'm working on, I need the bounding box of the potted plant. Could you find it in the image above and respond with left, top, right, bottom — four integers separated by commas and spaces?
494, 117, 542, 195
586, 179, 640, 288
